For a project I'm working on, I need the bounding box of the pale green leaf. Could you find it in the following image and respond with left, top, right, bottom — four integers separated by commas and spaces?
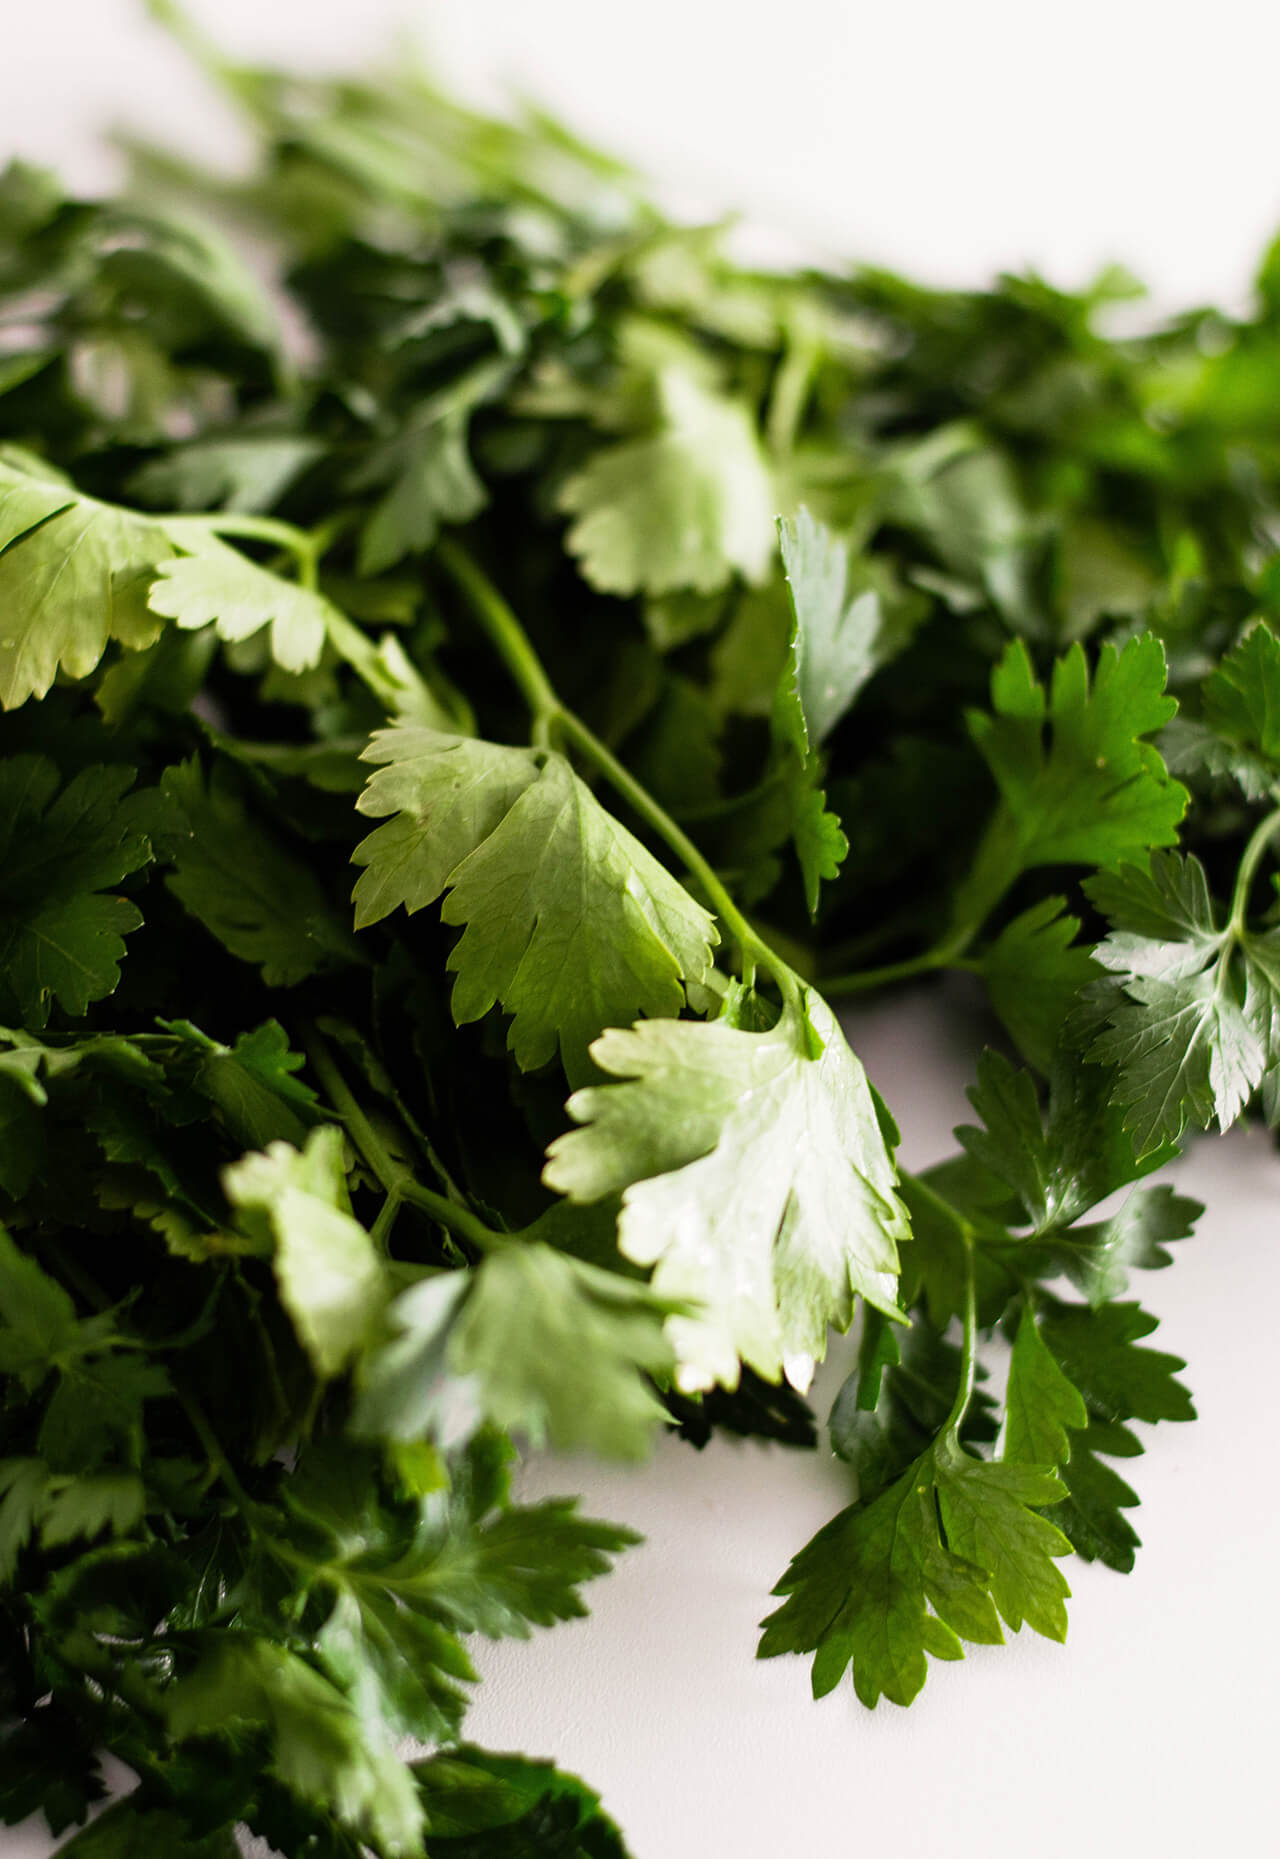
223, 1127, 387, 1379
128, 434, 325, 514
545, 991, 907, 1391
149, 534, 340, 674
776, 507, 922, 752
352, 729, 542, 929
558, 367, 775, 596
353, 728, 718, 1083
0, 458, 177, 708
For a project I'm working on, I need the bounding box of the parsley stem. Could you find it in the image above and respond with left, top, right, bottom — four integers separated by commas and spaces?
765, 315, 820, 459
823, 948, 944, 996
822, 936, 975, 997
175, 510, 327, 590
304, 1028, 504, 1255
900, 1171, 979, 1438
434, 534, 560, 722
1228, 802, 1280, 939
942, 1223, 978, 1440
369, 1189, 404, 1252
396, 1178, 507, 1251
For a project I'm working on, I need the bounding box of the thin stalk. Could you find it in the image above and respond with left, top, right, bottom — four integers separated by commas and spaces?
900, 1171, 979, 1440
822, 818, 1018, 997
171, 508, 347, 592
1228, 802, 1280, 938
395, 1177, 506, 1250
765, 317, 819, 459
304, 1029, 505, 1255
434, 534, 560, 721
369, 1189, 404, 1253
941, 1225, 978, 1440
823, 942, 961, 998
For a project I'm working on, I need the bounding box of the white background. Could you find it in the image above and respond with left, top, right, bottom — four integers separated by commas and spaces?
5, 4, 1280, 1855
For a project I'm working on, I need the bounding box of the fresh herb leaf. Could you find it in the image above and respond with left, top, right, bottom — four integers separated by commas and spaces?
545, 991, 908, 1390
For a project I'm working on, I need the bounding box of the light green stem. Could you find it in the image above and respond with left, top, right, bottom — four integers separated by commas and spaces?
941, 1224, 978, 1440
765, 317, 820, 459
435, 534, 560, 721
823, 940, 973, 998
901, 1170, 978, 1439
1228, 803, 1280, 939
176, 510, 319, 578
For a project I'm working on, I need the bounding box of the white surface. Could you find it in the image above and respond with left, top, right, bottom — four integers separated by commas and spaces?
6, 5, 1280, 1854
7, 0, 1280, 310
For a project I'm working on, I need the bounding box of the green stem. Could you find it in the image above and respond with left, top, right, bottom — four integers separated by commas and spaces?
823, 940, 966, 998
941, 1224, 978, 1439
369, 1189, 403, 1253
175, 510, 325, 590
765, 316, 820, 459
823, 809, 1021, 996
899, 1171, 979, 1438
396, 1178, 505, 1250
1228, 802, 1280, 938
434, 534, 560, 722
304, 1029, 505, 1255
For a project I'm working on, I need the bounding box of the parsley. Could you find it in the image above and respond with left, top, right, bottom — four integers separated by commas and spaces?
4, 9, 1280, 1851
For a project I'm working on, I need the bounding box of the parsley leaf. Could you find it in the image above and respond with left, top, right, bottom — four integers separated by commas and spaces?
960, 635, 1187, 915
1199, 619, 1280, 798
976, 898, 1097, 1072
776, 508, 923, 752
999, 1307, 1088, 1469
0, 756, 152, 1025
161, 758, 362, 987
545, 990, 908, 1391
223, 1126, 387, 1379
353, 728, 718, 1082
148, 535, 342, 674
355, 1243, 675, 1459
1085, 849, 1280, 1148
558, 368, 775, 596
167, 1634, 426, 1856
0, 458, 176, 708
758, 1440, 1070, 1708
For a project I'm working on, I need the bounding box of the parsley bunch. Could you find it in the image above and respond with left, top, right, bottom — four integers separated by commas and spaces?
4, 8, 1279, 1851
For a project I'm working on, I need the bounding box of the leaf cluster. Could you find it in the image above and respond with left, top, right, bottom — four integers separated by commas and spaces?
3, 9, 1280, 1849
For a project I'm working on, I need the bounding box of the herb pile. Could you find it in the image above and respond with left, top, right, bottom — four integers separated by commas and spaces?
4, 9, 1280, 1852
